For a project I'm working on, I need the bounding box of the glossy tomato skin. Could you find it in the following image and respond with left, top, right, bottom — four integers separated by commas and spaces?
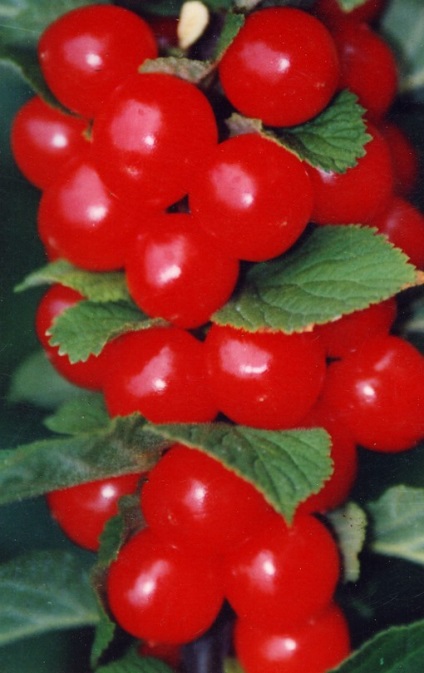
224, 513, 341, 629
314, 297, 397, 359
308, 123, 394, 224
218, 7, 340, 127
46, 473, 143, 551
333, 23, 398, 121
370, 196, 424, 269
11, 96, 88, 190
235, 603, 351, 673
320, 335, 424, 452
125, 213, 239, 328
92, 73, 218, 209
380, 122, 419, 196
205, 325, 326, 429
107, 528, 224, 644
38, 5, 157, 118
313, 0, 387, 30
141, 444, 273, 554
189, 133, 313, 262
35, 284, 107, 390
103, 327, 218, 423
38, 151, 138, 271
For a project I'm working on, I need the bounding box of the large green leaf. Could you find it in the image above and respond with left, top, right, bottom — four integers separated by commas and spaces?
0, 550, 99, 646
213, 226, 416, 333
149, 422, 332, 523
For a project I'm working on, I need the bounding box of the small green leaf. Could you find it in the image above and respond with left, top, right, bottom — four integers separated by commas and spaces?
44, 393, 109, 435
329, 620, 424, 673
97, 648, 173, 673
149, 422, 332, 523
7, 350, 82, 410
382, 0, 424, 99
90, 607, 116, 671
367, 485, 424, 566
336, 0, 369, 11
15, 259, 130, 302
213, 226, 416, 333
0, 43, 54, 103
224, 659, 245, 673
213, 12, 245, 59
140, 57, 214, 83
0, 414, 166, 505
0, 550, 99, 646
327, 502, 368, 583
49, 300, 164, 362
278, 90, 370, 173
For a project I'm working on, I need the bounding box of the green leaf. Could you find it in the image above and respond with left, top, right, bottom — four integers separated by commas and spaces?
136, 0, 184, 17
90, 607, 116, 671
327, 501, 368, 583
329, 620, 424, 673
97, 648, 173, 673
0, 43, 53, 103
213, 225, 416, 333
0, 550, 99, 646
15, 260, 130, 302
213, 12, 245, 59
382, 0, 424, 99
278, 90, 370, 173
49, 299, 164, 362
140, 57, 214, 83
44, 393, 109, 435
367, 485, 424, 566
149, 422, 332, 523
224, 660, 245, 673
7, 350, 82, 410
336, 0, 369, 11
0, 414, 166, 505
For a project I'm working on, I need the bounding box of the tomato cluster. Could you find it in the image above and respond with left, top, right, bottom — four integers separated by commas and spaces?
10, 2, 424, 672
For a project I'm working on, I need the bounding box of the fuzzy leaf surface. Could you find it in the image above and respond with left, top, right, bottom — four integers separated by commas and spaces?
329, 620, 424, 672
0, 414, 165, 505
149, 423, 332, 523
0, 550, 99, 646
44, 393, 109, 435
16, 260, 130, 302
49, 300, 163, 362
213, 226, 415, 333
367, 485, 424, 566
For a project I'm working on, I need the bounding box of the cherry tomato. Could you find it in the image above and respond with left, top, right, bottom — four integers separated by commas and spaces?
205, 324, 326, 429
141, 444, 273, 554
92, 73, 218, 209
235, 603, 351, 673
380, 122, 419, 196
313, 0, 387, 30
103, 327, 218, 423
224, 512, 341, 629
189, 133, 313, 262
107, 528, 224, 643
11, 96, 88, 190
218, 7, 340, 127
125, 213, 239, 328
38, 4, 158, 118
370, 196, 424, 269
46, 473, 143, 551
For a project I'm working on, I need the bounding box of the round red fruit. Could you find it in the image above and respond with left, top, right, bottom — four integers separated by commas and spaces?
370, 196, 424, 269
313, 0, 387, 30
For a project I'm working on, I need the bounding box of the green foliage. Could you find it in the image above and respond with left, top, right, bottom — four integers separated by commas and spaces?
213, 12, 245, 59
44, 393, 109, 435
367, 485, 424, 565
0, 550, 99, 646
149, 422, 332, 523
96, 649, 173, 673
140, 57, 214, 83
336, 0, 369, 10
213, 225, 416, 333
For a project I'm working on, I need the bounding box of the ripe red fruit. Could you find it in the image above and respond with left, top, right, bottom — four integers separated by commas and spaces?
125, 213, 239, 328
380, 122, 419, 196
189, 133, 313, 262
10, 96, 88, 190
234, 603, 351, 673
38, 151, 138, 271
38, 4, 158, 118
141, 444, 273, 554
224, 513, 341, 629
370, 196, 424, 269
92, 73, 218, 209
314, 298, 397, 359
205, 325, 326, 429
313, 0, 387, 30
107, 528, 224, 644
333, 23, 398, 121
103, 327, 218, 423
218, 7, 340, 127
320, 335, 424, 452
35, 284, 107, 390
46, 473, 142, 551
308, 123, 394, 224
